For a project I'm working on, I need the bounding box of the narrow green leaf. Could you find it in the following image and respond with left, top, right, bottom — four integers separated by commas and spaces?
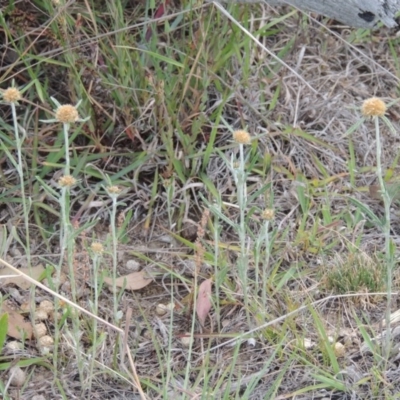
348, 138, 356, 187
349, 197, 383, 228
342, 118, 364, 137
312, 374, 347, 391
309, 305, 340, 374
0, 313, 8, 352
117, 46, 184, 68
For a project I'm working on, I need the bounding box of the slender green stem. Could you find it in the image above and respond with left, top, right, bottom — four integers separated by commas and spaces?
262, 220, 271, 317
166, 177, 175, 228
58, 123, 84, 384
238, 144, 247, 256
11, 103, 31, 268
236, 144, 250, 324
375, 117, 394, 359
63, 123, 71, 176
213, 207, 221, 331
110, 195, 118, 320
88, 252, 100, 394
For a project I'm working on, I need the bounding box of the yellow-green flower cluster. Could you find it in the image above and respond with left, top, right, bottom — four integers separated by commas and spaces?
233, 130, 251, 145
361, 97, 386, 118
58, 175, 76, 187
55, 105, 80, 124
3, 87, 22, 104
261, 208, 275, 221
107, 185, 121, 195
90, 242, 104, 254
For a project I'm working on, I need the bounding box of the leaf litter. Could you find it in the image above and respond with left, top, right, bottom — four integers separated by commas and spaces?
2, 1, 400, 399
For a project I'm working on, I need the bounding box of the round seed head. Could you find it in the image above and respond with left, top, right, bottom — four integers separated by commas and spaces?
91, 242, 104, 254
55, 104, 79, 123
261, 208, 275, 221
58, 175, 76, 187
107, 185, 121, 195
361, 97, 387, 118
3, 87, 22, 104
233, 130, 251, 145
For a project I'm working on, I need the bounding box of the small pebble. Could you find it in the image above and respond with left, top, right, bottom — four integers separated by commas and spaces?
155, 303, 175, 316
20, 303, 31, 313
6, 341, 23, 351
334, 342, 345, 358
38, 335, 54, 347
34, 323, 47, 339
9, 247, 22, 258
303, 338, 315, 349
39, 300, 54, 314
126, 259, 140, 271
221, 319, 230, 328
9, 366, 26, 387
35, 309, 48, 321
8, 288, 23, 302
180, 334, 193, 347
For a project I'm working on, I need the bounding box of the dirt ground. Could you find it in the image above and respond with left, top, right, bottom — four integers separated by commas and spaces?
2, 1, 400, 399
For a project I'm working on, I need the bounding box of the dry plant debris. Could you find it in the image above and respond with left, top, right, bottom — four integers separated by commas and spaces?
1, 0, 400, 399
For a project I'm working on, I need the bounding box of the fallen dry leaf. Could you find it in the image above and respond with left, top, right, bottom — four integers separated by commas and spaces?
196, 278, 213, 326
0, 265, 45, 290
104, 270, 152, 291
1, 303, 33, 340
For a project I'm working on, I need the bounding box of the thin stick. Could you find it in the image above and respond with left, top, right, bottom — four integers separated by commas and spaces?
0, 257, 148, 398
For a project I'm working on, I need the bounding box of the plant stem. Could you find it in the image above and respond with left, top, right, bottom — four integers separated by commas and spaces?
236, 143, 250, 325
88, 252, 100, 395
63, 123, 71, 176
11, 103, 31, 268
110, 194, 119, 320
375, 116, 394, 360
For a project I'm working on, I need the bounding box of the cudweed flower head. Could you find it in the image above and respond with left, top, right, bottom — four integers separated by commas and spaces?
41, 97, 89, 124
3, 87, 22, 104
107, 185, 121, 195
90, 242, 104, 255
233, 130, 251, 145
232, 161, 240, 169
163, 178, 172, 188
55, 104, 79, 124
117, 211, 125, 228
361, 97, 387, 118
261, 208, 275, 221
58, 175, 76, 188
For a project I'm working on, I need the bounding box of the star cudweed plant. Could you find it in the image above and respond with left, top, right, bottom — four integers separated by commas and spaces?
40, 98, 89, 381
362, 97, 396, 360
0, 85, 32, 267
232, 129, 252, 323
353, 97, 398, 360
41, 98, 89, 176
105, 183, 123, 321
88, 241, 105, 391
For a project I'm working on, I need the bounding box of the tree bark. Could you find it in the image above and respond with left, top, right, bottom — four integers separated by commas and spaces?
217, 0, 400, 28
